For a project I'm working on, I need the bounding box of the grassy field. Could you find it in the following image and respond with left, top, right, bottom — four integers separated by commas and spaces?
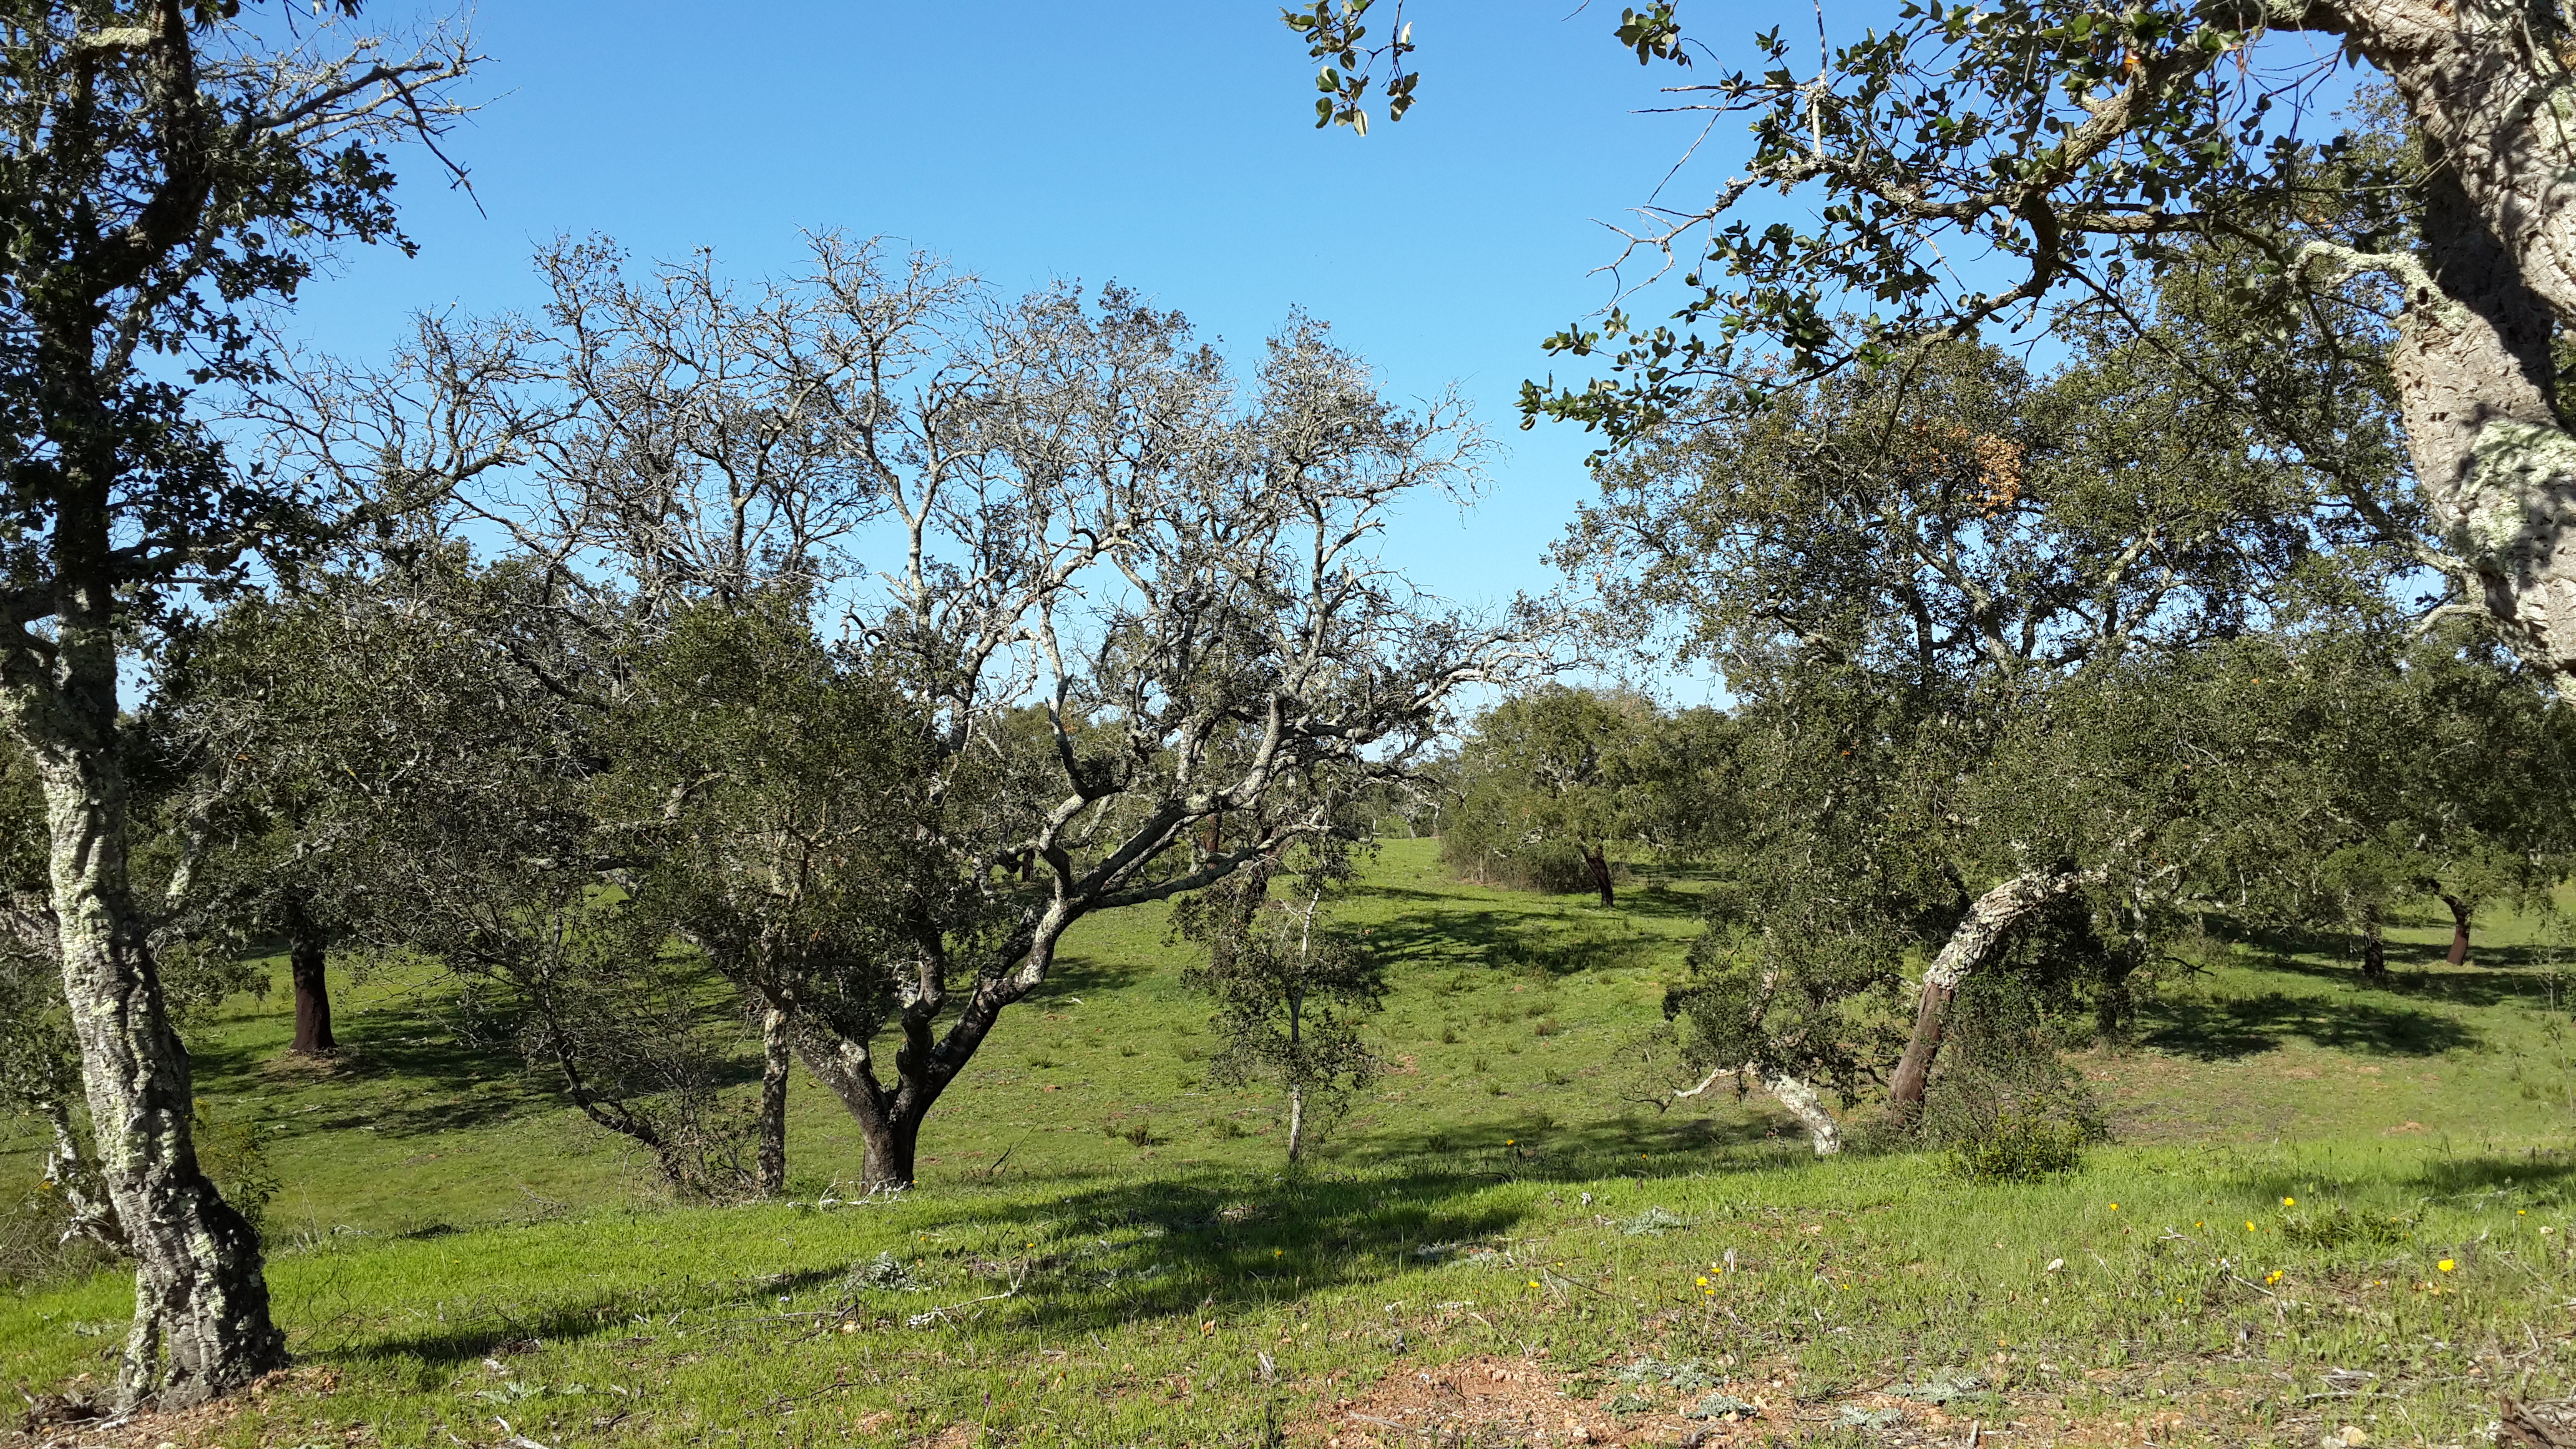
5, 839, 2576, 1447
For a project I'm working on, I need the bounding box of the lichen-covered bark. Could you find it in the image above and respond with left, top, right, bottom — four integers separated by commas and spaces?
1888, 865, 2097, 1110
1760, 1070, 1843, 1156
756, 1004, 790, 1196
12, 623, 283, 1408
2298, 0, 2576, 670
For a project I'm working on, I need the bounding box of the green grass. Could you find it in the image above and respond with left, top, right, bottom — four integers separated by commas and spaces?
6, 841, 2576, 1445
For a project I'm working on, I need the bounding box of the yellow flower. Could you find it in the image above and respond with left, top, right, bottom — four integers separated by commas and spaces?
2437, 1259, 2456, 1272
2282, 1197, 2295, 1207
1528, 1279, 1541, 1288
1506, 1139, 1515, 1145
2108, 1203, 2118, 1211
2265, 1271, 2282, 1284
2246, 1222, 2256, 1232
1274, 1249, 1283, 1257
1696, 1276, 1709, 1286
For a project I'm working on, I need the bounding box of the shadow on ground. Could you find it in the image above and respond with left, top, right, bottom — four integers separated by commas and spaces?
2141, 990, 2479, 1061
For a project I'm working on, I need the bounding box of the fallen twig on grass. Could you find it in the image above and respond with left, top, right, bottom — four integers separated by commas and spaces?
908, 1269, 1027, 1328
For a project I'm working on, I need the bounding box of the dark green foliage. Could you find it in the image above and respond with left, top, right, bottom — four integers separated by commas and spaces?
1442, 686, 1741, 899
610, 592, 965, 1070
1172, 840, 1386, 1163
1921, 977, 2107, 1181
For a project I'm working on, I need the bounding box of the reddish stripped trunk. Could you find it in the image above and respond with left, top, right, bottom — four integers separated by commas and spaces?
286, 918, 334, 1056
2441, 894, 2472, 967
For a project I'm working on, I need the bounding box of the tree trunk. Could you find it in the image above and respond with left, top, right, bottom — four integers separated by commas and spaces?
1583, 846, 1615, 908
2361, 904, 2390, 983
40, 1098, 126, 1254
1286, 1081, 1307, 1163
2441, 893, 2473, 967
795, 1030, 947, 1192
17, 685, 284, 1408
756, 1003, 790, 1196
1760, 1069, 1841, 1156
1672, 1060, 1840, 1154
2298, 2, 2576, 675
861, 1111, 920, 1188
286, 916, 334, 1056
1889, 865, 2097, 1111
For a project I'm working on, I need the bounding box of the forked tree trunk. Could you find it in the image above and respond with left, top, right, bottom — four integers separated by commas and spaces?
756, 1003, 791, 1196
1582, 846, 1615, 908
286, 916, 334, 1056
796, 1030, 944, 1191
1889, 865, 2099, 1111
2441, 894, 2473, 967
15, 646, 284, 1408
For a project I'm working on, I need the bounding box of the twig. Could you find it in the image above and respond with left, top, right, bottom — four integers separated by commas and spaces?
908, 1271, 1026, 1328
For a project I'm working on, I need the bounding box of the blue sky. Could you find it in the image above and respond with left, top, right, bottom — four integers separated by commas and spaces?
288, 2, 1827, 695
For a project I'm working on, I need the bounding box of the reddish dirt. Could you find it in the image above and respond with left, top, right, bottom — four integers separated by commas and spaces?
1295, 1353, 1809, 1447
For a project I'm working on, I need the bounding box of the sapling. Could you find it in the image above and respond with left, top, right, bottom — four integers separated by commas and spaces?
1173, 837, 1385, 1163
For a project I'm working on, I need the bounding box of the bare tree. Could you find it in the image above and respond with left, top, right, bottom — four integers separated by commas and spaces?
413, 237, 1539, 1188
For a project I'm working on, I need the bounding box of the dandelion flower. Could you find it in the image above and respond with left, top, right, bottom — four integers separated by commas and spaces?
2283, 1197, 2295, 1208
1696, 1276, 1709, 1287
2246, 1222, 2256, 1232
2437, 1259, 2456, 1272
2109, 1203, 2119, 1212
1528, 1279, 1541, 1288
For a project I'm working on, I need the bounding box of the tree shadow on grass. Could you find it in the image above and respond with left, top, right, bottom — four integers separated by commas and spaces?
2208, 925, 2563, 1010
1351, 887, 1676, 978
904, 1160, 1782, 1340
2140, 991, 2479, 1061
316, 1263, 856, 1368
1340, 1107, 1809, 1184
2408, 1151, 2576, 1199
186, 995, 567, 1142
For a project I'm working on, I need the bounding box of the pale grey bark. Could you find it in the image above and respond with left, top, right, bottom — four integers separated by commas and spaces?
8, 640, 283, 1409
1671, 1063, 1842, 1154
39, 1098, 125, 1253
1888, 864, 2103, 1110
2290, 0, 2576, 673
1760, 1070, 1843, 1156
756, 1003, 791, 1196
